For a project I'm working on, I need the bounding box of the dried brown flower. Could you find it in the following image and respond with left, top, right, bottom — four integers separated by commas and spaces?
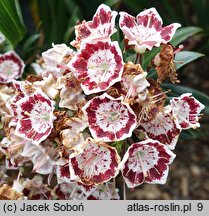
154, 44, 180, 84
0, 184, 23, 200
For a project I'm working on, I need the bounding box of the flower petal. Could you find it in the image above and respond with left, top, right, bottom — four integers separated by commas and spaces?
42, 44, 73, 78
57, 163, 72, 183
77, 182, 98, 197
69, 138, 120, 185
59, 74, 86, 110
72, 4, 117, 46
121, 62, 150, 102
21, 142, 54, 174
120, 139, 175, 188
136, 8, 162, 30
69, 40, 124, 95
0, 51, 25, 83
119, 12, 139, 44
42, 43, 71, 68
161, 23, 181, 43
33, 74, 59, 100
140, 111, 181, 150
170, 93, 205, 129
15, 90, 56, 145
82, 93, 137, 142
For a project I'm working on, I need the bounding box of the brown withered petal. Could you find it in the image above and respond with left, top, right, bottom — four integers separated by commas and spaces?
26, 74, 43, 83
53, 110, 69, 128
0, 84, 15, 123
106, 83, 127, 99
123, 61, 144, 76
0, 184, 23, 200
153, 44, 180, 84
133, 79, 166, 123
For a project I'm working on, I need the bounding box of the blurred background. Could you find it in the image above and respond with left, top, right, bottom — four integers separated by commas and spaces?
1, 0, 209, 199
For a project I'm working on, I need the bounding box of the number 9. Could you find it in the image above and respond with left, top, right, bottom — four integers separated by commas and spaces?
197, 203, 203, 211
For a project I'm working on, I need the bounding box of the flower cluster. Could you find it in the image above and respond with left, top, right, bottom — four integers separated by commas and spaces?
0, 4, 205, 200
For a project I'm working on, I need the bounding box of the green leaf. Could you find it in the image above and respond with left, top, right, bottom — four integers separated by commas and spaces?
64, 6, 80, 42
23, 34, 40, 52
147, 68, 157, 79
170, 26, 203, 46
104, 0, 121, 7
0, 0, 26, 47
175, 51, 204, 70
161, 83, 209, 115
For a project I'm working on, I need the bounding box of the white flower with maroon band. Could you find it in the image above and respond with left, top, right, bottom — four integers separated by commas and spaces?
82, 93, 137, 142
68, 40, 124, 95
15, 90, 56, 145
140, 110, 181, 150
119, 8, 181, 53
120, 139, 175, 188
0, 51, 25, 83
7, 80, 38, 127
71, 4, 117, 47
69, 138, 120, 185
170, 93, 205, 129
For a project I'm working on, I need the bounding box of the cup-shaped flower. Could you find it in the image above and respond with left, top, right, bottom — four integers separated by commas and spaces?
120, 139, 175, 188
170, 93, 205, 129
21, 142, 54, 174
69, 138, 120, 185
82, 93, 137, 142
119, 8, 181, 53
42, 44, 73, 78
140, 110, 181, 150
72, 4, 117, 47
68, 40, 124, 95
0, 51, 25, 83
15, 90, 56, 145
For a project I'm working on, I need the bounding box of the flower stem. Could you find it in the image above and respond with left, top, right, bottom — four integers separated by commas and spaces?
134, 53, 139, 64
139, 54, 144, 66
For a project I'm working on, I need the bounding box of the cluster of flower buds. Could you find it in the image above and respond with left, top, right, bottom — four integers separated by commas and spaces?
0, 4, 205, 199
